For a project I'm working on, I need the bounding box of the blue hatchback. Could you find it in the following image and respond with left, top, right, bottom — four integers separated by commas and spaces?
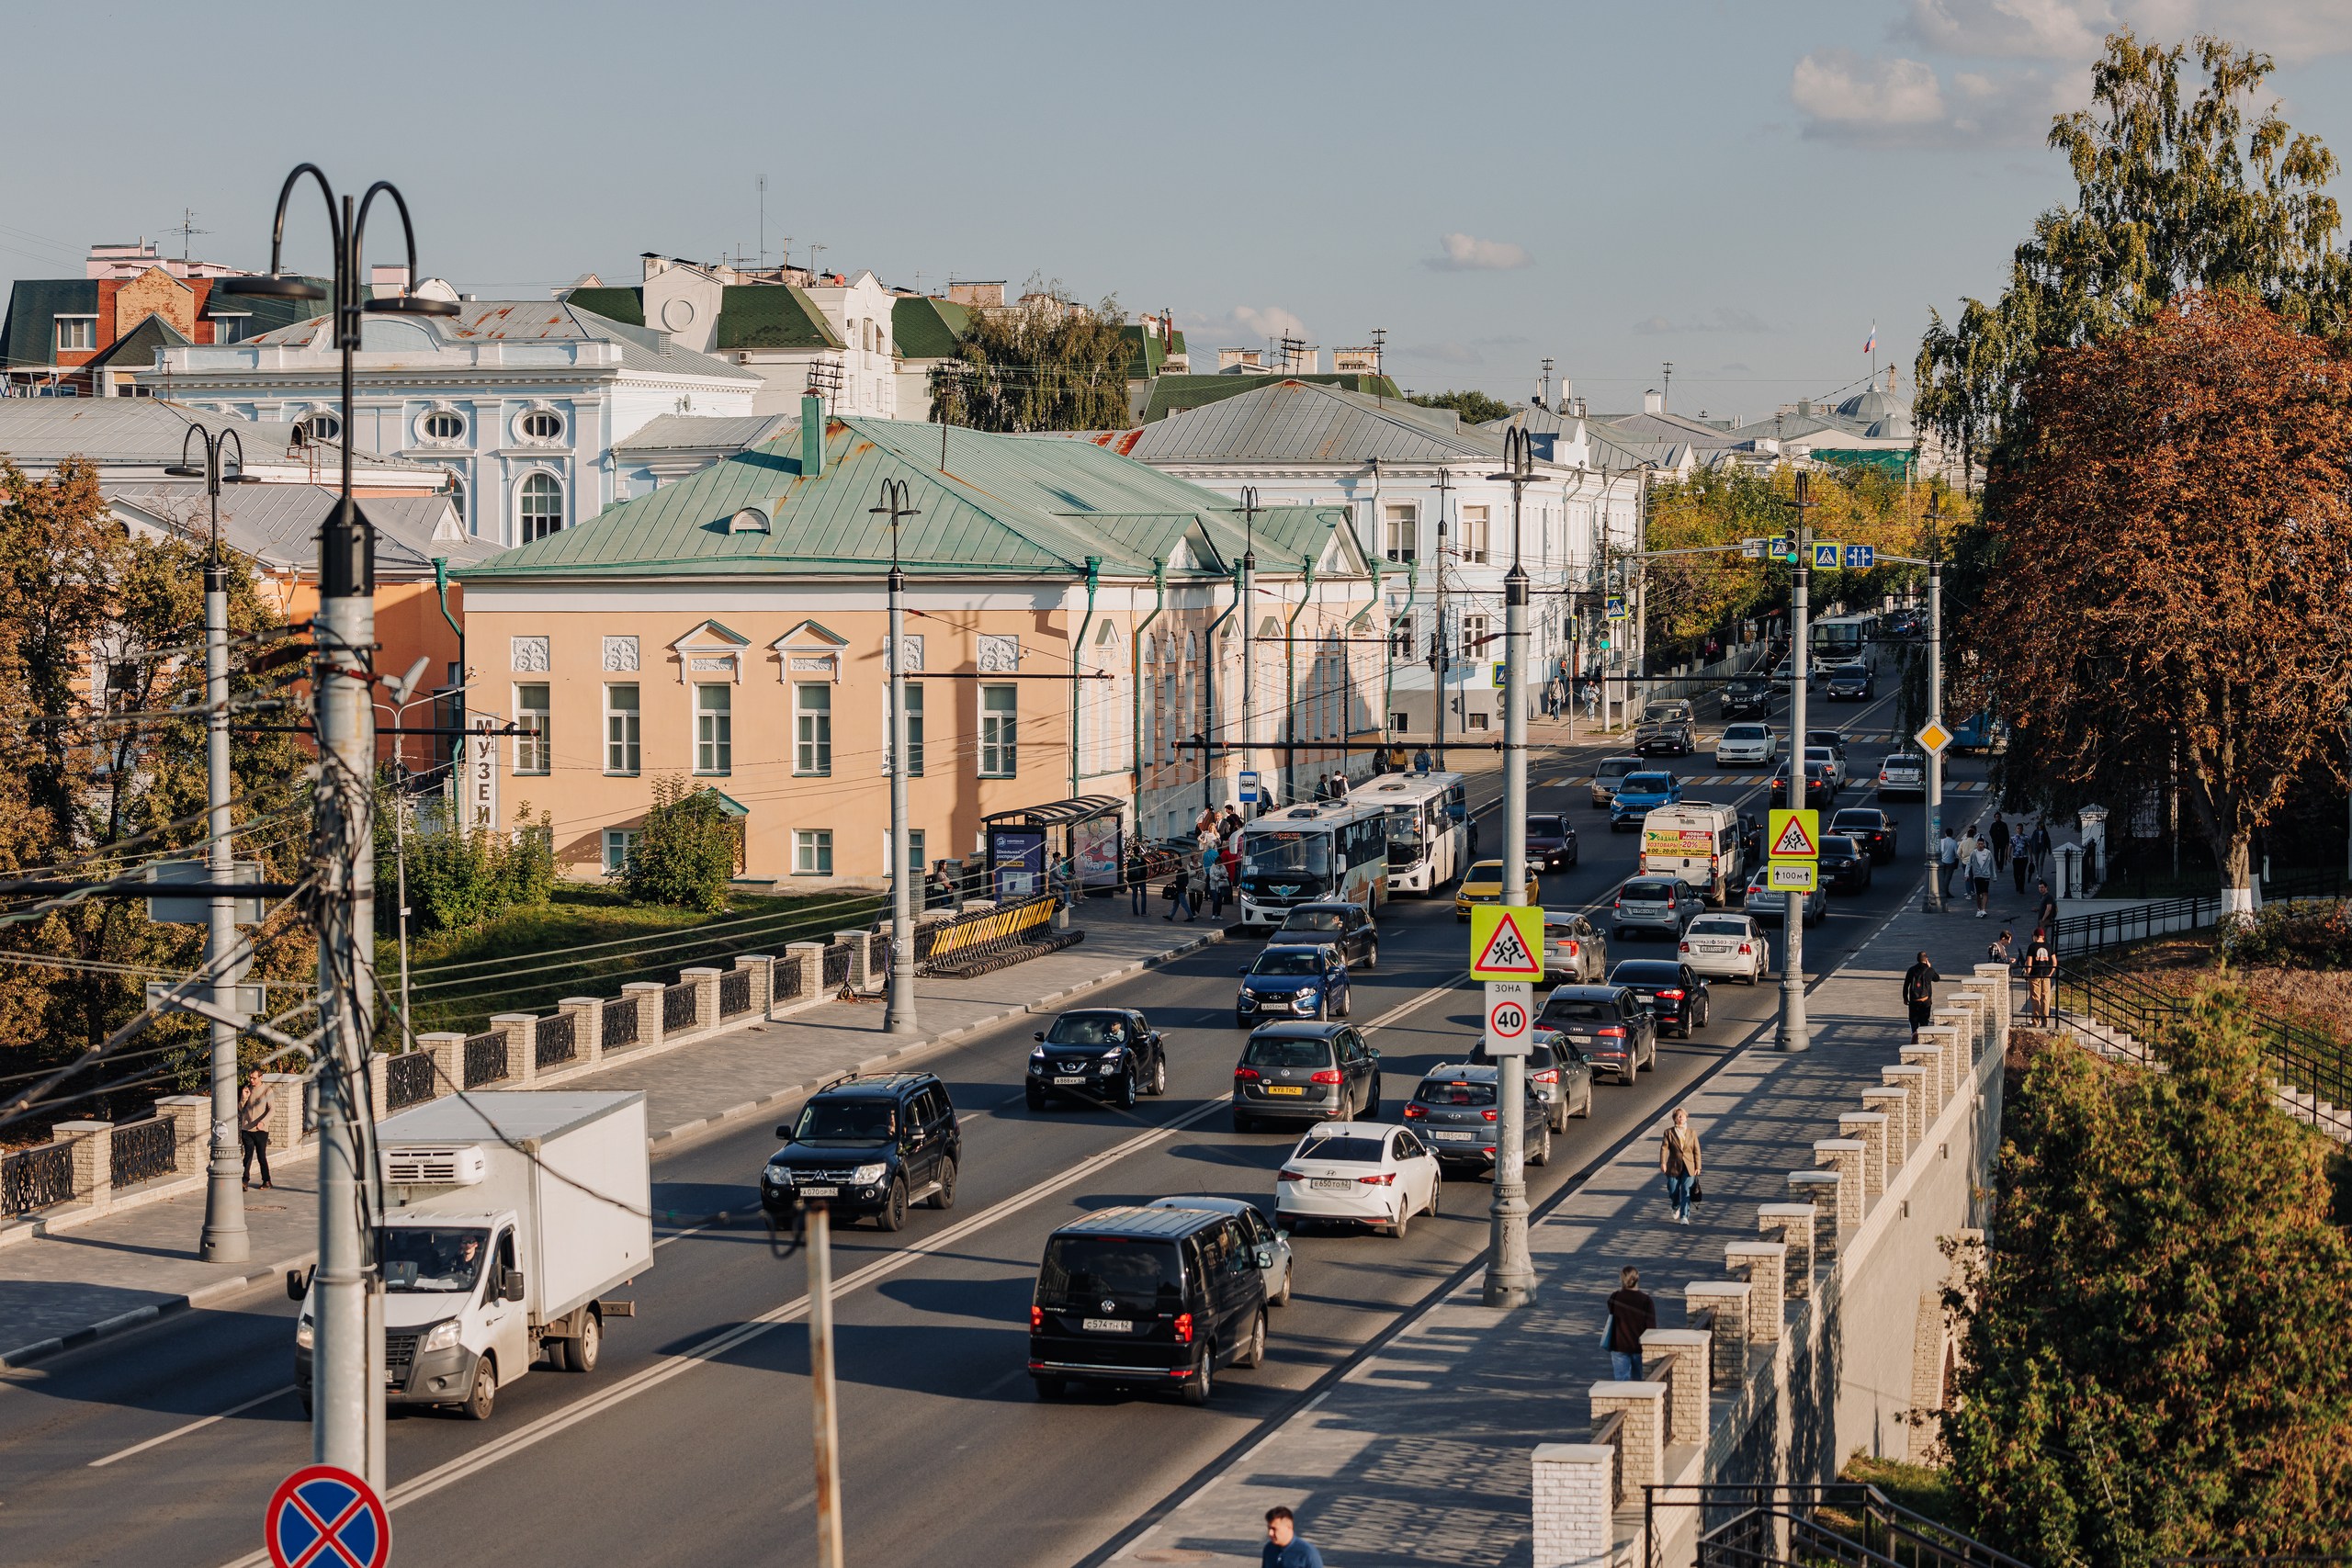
1609, 772, 1683, 831
1236, 944, 1352, 1026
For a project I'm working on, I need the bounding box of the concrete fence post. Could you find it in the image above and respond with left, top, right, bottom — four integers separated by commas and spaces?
679, 967, 721, 1031
737, 954, 775, 1018
261, 1072, 305, 1147
1899, 1043, 1946, 1119
1917, 1024, 1962, 1103
52, 1120, 113, 1211
154, 1094, 211, 1174
1839, 1111, 1890, 1201
1588, 1381, 1667, 1492
1935, 999, 1980, 1064
1973, 963, 2014, 1055
364, 1052, 390, 1120
1642, 1327, 1712, 1444
559, 997, 603, 1069
417, 1032, 465, 1099
786, 941, 828, 1005
1684, 1281, 1750, 1385
1532, 1444, 1619, 1568
1724, 1242, 1788, 1339
491, 1013, 537, 1086
1861, 1086, 1911, 1167
621, 981, 665, 1045
1758, 1202, 1816, 1296
1883, 1065, 1930, 1150
1812, 1141, 1864, 1235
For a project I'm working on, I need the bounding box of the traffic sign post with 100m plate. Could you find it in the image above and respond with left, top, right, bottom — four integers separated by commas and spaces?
1484, 981, 1534, 1058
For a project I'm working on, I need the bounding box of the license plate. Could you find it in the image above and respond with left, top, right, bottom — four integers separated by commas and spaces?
1432, 1130, 1476, 1141
798, 1185, 839, 1197
1310, 1178, 1354, 1191
1266, 1085, 1306, 1096
1054, 1076, 1085, 1085
1697, 942, 1729, 953
1081, 1318, 1128, 1333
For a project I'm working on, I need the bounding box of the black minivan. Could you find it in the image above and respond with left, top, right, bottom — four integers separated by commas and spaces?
1028, 1206, 1271, 1404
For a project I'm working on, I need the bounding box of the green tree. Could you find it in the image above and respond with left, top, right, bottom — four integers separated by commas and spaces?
930, 282, 1134, 433
383, 795, 554, 937
1942, 989, 2352, 1558
1407, 389, 1513, 425
614, 777, 737, 912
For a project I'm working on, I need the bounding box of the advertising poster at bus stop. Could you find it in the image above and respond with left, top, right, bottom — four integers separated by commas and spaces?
1073, 816, 1122, 889
989, 827, 1046, 901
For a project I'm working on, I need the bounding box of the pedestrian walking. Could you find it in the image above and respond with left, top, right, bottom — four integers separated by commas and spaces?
2031, 819, 2052, 865
2012, 834, 2032, 895
1161, 862, 1195, 922
1222, 805, 1244, 841
1603, 1266, 1657, 1382
239, 1066, 274, 1189
1903, 950, 1942, 1044
1987, 928, 2017, 971
1990, 817, 2011, 871
1658, 1107, 1702, 1224
1261, 1506, 1326, 1568
1414, 746, 1432, 773
2036, 879, 2058, 936
1125, 843, 1148, 916
1204, 840, 1229, 919
2024, 927, 2058, 1025
1939, 829, 1960, 900
927, 860, 959, 911
1969, 839, 1995, 917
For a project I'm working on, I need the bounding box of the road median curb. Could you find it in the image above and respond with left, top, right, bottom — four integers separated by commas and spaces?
1, 1254, 319, 1372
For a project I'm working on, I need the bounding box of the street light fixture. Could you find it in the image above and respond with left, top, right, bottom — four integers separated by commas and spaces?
870, 479, 922, 1035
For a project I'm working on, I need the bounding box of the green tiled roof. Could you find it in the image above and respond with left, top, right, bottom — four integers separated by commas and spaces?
83, 311, 191, 371
1141, 371, 1404, 423
1, 279, 98, 369
714, 285, 843, 351
891, 296, 972, 360
456, 415, 1356, 584
563, 287, 645, 326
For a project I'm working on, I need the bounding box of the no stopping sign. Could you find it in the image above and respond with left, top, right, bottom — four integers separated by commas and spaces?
1484, 981, 1533, 1058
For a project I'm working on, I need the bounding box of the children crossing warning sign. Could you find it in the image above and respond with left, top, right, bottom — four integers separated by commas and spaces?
1767, 808, 1819, 860
1469, 905, 1544, 981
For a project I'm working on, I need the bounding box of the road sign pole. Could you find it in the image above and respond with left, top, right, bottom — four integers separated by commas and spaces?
1781, 479, 1812, 1053
1925, 553, 1945, 914
1486, 443, 1535, 1310
199, 560, 248, 1264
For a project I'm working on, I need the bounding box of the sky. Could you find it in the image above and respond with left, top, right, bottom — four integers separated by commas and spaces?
8, 0, 2352, 423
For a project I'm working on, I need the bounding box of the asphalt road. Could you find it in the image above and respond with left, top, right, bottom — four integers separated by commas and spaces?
0, 683, 1966, 1568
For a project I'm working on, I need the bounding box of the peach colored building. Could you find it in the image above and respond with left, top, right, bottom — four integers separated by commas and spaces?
455, 407, 1383, 888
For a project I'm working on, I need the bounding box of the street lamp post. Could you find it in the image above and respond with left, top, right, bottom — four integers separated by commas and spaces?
163, 423, 258, 1264
217, 164, 457, 1487
871, 479, 921, 1034
1781, 471, 1814, 1054
1484, 428, 1537, 1309
1430, 466, 1454, 766
1238, 487, 1260, 807
1923, 496, 1947, 915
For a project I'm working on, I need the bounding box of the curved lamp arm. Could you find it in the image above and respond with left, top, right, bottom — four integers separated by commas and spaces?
355, 181, 458, 319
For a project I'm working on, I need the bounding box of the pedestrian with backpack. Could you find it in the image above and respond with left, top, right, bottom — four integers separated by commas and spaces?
1903, 950, 1941, 1043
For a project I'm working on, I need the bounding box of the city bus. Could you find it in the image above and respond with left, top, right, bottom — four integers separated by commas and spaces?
1360, 771, 1471, 896
1808, 612, 1881, 667
1236, 798, 1392, 931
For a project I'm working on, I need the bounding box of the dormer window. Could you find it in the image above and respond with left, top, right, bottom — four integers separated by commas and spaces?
305, 412, 342, 443
728, 506, 770, 535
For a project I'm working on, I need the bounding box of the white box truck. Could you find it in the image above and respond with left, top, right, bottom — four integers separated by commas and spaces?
1640, 802, 1744, 905
291, 1090, 651, 1422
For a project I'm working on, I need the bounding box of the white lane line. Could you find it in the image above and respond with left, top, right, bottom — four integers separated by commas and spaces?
210, 972, 1478, 1565
87, 1383, 295, 1469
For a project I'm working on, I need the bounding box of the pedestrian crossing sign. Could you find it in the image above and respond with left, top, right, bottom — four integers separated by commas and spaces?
1469, 905, 1544, 981
1605, 595, 1627, 621
1768, 808, 1819, 860
1768, 534, 1790, 561
1813, 542, 1841, 570
1491, 662, 1509, 689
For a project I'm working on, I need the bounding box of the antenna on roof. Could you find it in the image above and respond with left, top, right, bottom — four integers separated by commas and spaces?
757, 174, 767, 271
1661, 362, 1673, 412
167, 208, 209, 265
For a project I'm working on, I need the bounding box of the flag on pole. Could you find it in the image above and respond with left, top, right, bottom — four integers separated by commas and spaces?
1862, 321, 1877, 355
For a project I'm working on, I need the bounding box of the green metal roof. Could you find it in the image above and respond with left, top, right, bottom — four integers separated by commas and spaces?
1, 279, 99, 369
83, 311, 191, 371
1141, 371, 1404, 424
714, 285, 843, 351
563, 287, 645, 326
456, 415, 1357, 584
891, 296, 972, 360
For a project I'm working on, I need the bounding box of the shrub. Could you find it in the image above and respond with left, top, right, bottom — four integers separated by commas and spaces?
384, 795, 556, 936
613, 777, 736, 912
2218, 901, 2352, 969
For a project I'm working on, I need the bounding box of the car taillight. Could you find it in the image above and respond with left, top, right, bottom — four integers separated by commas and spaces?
1612, 901, 1623, 911
1533, 1069, 1558, 1083
1403, 1103, 1427, 1119
1278, 1168, 1308, 1182
1173, 1312, 1193, 1345
1566, 940, 1579, 957
1310, 1069, 1342, 1085
1234, 1066, 1260, 1081
1738, 942, 1753, 954
1357, 1172, 1396, 1186
1658, 988, 1685, 999
1599, 1027, 1626, 1038
1481, 1109, 1498, 1122
1031, 1305, 1044, 1330
1679, 941, 1690, 953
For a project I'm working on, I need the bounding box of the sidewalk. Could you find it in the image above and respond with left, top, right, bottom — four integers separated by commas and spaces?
1113, 885, 2001, 1568
0, 904, 1218, 1371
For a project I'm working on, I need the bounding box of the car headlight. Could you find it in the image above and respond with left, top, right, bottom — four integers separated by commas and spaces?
764, 1162, 794, 1185
850, 1162, 888, 1185
295, 1317, 313, 1349
1030, 1047, 1046, 1061
1297, 987, 1318, 1001
1239, 987, 1257, 1001
420, 1319, 461, 1354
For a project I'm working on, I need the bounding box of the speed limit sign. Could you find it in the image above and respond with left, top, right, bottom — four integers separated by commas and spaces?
1484, 981, 1533, 1058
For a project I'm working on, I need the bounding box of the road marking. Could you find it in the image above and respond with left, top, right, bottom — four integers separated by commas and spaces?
209, 970, 1479, 1565
87, 1382, 295, 1469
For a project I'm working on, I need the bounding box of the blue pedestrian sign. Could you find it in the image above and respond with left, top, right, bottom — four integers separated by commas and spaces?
1768, 534, 1791, 561
1604, 595, 1627, 621
266, 1464, 390, 1568
1842, 544, 1875, 570
1238, 769, 1261, 804
1812, 542, 1841, 570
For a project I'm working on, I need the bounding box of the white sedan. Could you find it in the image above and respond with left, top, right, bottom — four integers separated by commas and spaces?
1713, 722, 1778, 768
1679, 912, 1770, 985
1274, 1122, 1442, 1239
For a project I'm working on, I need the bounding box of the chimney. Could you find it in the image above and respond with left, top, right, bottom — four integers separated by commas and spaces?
369, 262, 411, 300
801, 393, 826, 478
1643, 389, 1664, 415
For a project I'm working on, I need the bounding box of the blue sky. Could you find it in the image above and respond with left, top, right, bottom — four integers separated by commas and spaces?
7, 0, 2350, 421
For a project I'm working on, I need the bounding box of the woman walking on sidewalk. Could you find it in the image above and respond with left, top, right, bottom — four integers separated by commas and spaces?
1969, 839, 1996, 917
1658, 1108, 1702, 1224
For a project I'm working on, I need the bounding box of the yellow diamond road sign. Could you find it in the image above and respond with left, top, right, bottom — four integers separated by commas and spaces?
1915, 719, 1952, 754
1469, 905, 1544, 981
1767, 808, 1820, 860
1768, 862, 1818, 892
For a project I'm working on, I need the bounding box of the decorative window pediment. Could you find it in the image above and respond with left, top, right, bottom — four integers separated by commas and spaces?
773, 618, 848, 682
670, 618, 749, 682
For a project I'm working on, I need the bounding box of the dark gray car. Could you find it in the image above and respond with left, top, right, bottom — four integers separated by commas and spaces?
1611, 876, 1698, 942
1537, 985, 1659, 1084
1468, 1029, 1595, 1130
1404, 1064, 1551, 1173
1232, 1022, 1381, 1133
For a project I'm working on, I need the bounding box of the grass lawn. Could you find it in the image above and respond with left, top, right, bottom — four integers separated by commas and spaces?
388, 882, 884, 1037
1836, 1454, 1961, 1528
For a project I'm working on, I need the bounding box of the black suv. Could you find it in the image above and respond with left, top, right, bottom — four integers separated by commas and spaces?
1027, 1008, 1168, 1111
760, 1073, 960, 1232
1607, 958, 1712, 1037
1537, 985, 1659, 1083
1029, 1205, 1271, 1404
1232, 1021, 1381, 1132
1720, 674, 1774, 719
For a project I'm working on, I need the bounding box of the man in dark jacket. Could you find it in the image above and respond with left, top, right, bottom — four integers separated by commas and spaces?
1903, 950, 1941, 1043
1989, 817, 2011, 870
1605, 1266, 1657, 1381
1261, 1506, 1325, 1568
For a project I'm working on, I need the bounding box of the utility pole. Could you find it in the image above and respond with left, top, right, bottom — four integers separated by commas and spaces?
1238, 487, 1260, 806
1430, 467, 1453, 767
1781, 471, 1814, 1053
873, 480, 921, 1032
1485, 428, 1538, 1308
1924, 494, 1947, 914
808, 1201, 845, 1568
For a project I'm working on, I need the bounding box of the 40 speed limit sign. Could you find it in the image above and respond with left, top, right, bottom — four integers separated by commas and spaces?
1484, 981, 1534, 1059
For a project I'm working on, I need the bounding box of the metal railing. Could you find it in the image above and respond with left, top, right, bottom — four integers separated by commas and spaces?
914, 895, 1073, 977
386, 1051, 435, 1111
2, 1142, 74, 1215
1592, 1409, 1627, 1507
719, 967, 752, 1018
462, 1029, 510, 1089
1651, 1483, 2035, 1568
820, 942, 852, 989
535, 1010, 576, 1069
662, 981, 698, 1033
602, 998, 639, 1052
2050, 892, 2220, 958
775, 953, 806, 1003
108, 1116, 175, 1189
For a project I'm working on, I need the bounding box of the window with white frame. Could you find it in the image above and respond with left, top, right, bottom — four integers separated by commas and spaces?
1461, 504, 1490, 564
695, 684, 732, 774
605, 684, 639, 773
979, 684, 1017, 776
794, 829, 832, 874
1382, 502, 1417, 563
794, 682, 831, 775
1467, 710, 1490, 731
1461, 613, 1490, 657
305, 412, 342, 443
423, 410, 465, 442
1390, 711, 1409, 732
603, 829, 640, 873
514, 683, 549, 773
520, 472, 563, 541
1391, 610, 1416, 660
445, 469, 468, 532
521, 410, 563, 441
54, 317, 96, 352
211, 313, 252, 344
884, 683, 923, 775
889, 828, 926, 884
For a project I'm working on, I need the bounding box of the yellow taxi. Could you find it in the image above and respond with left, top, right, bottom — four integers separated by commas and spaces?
1455, 859, 1506, 921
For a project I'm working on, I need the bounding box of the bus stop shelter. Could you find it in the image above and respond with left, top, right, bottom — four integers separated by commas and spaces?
980, 796, 1126, 903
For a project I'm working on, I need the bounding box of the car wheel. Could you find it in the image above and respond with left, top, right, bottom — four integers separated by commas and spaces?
1701, 998, 1712, 1028
566, 1308, 602, 1373
876, 1178, 908, 1233
1149, 1053, 1168, 1095
1117, 1070, 1138, 1111
1363, 1076, 1381, 1119
461, 1356, 496, 1422
1272, 1262, 1293, 1308
1025, 1085, 1046, 1112
1577, 1085, 1594, 1118
1549, 1100, 1567, 1133
1181, 1345, 1215, 1406
1390, 1201, 1409, 1240
1233, 1109, 1255, 1134
1428, 1175, 1442, 1217
1339, 989, 1353, 1019
930, 1156, 957, 1211
1531, 1126, 1552, 1168
1363, 941, 1378, 970
1236, 1308, 1267, 1369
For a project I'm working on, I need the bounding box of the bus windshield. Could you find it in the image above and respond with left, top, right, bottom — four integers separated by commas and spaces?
1384, 806, 1427, 864
1243, 830, 1330, 881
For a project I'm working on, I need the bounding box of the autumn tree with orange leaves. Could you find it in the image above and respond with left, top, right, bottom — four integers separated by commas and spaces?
1963, 290, 2352, 911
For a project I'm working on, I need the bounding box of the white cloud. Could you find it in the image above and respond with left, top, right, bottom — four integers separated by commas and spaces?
1792, 46, 2076, 144
1423, 232, 1532, 272
1185, 304, 1308, 346
1901, 0, 2352, 63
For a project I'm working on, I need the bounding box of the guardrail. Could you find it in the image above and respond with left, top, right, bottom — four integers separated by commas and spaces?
462, 1029, 510, 1089
2, 1143, 74, 1216
108, 1116, 175, 1189
820, 942, 852, 990
535, 1010, 577, 1069
1651, 1483, 2033, 1568
386, 1051, 435, 1111
2050, 892, 2221, 957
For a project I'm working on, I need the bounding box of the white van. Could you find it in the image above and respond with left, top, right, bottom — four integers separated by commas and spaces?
1639, 801, 1744, 905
